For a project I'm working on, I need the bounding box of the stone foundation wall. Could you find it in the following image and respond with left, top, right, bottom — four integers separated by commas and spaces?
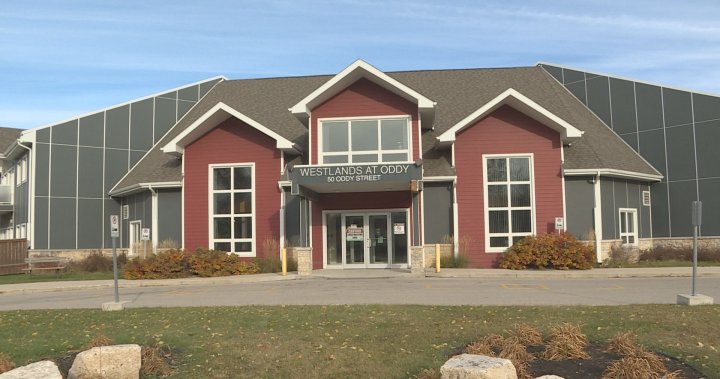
598, 236, 720, 262
422, 244, 453, 268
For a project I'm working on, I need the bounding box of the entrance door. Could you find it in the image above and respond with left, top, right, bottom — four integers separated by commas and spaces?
129, 221, 141, 256
325, 210, 408, 269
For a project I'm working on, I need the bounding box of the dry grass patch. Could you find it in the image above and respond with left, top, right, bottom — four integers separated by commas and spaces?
543, 323, 591, 360
0, 352, 15, 374
86, 334, 112, 348
480, 333, 505, 349
464, 341, 494, 356
601, 356, 682, 379
499, 336, 535, 379
141, 345, 174, 378
606, 331, 639, 355
511, 323, 542, 346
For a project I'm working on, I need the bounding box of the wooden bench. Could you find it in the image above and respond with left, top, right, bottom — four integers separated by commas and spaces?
23, 257, 69, 274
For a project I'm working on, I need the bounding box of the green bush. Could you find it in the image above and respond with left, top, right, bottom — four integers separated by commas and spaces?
254, 255, 298, 273
122, 249, 260, 279
499, 232, 594, 270
438, 253, 470, 268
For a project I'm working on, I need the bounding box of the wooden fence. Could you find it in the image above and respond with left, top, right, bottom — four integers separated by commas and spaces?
0, 239, 28, 275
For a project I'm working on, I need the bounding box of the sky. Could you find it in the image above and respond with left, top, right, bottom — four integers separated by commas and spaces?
1, 0, 720, 129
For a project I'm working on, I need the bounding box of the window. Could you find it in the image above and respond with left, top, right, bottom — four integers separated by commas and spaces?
619, 208, 638, 245
320, 117, 410, 164
484, 155, 534, 251
209, 164, 255, 256
17, 156, 27, 185
642, 190, 651, 207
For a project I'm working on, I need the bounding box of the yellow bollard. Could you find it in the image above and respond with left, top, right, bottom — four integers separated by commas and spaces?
435, 243, 441, 273
282, 247, 287, 276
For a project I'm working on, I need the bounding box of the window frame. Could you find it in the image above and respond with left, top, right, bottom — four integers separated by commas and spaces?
483, 154, 536, 253
618, 208, 638, 246
207, 162, 256, 257
318, 115, 412, 165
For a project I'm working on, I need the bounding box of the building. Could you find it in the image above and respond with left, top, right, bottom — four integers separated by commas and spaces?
1, 60, 717, 269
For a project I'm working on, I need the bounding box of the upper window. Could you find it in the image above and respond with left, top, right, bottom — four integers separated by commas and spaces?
209, 164, 255, 256
484, 155, 534, 252
320, 117, 410, 164
619, 208, 638, 246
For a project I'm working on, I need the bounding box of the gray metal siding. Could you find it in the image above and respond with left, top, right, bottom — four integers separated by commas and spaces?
422, 182, 454, 244
32, 80, 210, 250
49, 198, 76, 249
600, 179, 616, 240
541, 64, 720, 237
599, 177, 653, 241
564, 176, 594, 239
158, 189, 182, 245
122, 191, 151, 248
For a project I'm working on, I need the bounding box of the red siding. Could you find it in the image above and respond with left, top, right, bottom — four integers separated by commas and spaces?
311, 192, 413, 269
184, 118, 281, 258
455, 105, 564, 268
310, 78, 420, 164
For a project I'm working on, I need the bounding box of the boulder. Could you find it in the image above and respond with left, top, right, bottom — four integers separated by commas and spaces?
0, 360, 62, 379
535, 376, 565, 379
441, 354, 517, 379
68, 344, 141, 379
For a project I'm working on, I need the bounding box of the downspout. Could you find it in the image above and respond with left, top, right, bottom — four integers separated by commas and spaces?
148, 185, 159, 250
593, 171, 603, 263
278, 182, 286, 258
17, 142, 32, 246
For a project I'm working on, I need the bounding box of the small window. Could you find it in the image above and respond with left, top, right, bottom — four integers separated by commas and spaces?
122, 205, 130, 220
642, 191, 651, 207
320, 117, 410, 164
619, 208, 638, 246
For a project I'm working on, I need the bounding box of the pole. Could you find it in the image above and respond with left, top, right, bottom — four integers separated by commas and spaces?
112, 237, 119, 303
435, 243, 441, 273
692, 224, 698, 296
282, 247, 287, 276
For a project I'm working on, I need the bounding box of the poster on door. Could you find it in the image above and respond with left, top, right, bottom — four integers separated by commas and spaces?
346, 225, 364, 242
393, 223, 405, 235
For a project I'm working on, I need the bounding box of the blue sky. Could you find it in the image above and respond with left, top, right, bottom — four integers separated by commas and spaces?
2, 0, 719, 129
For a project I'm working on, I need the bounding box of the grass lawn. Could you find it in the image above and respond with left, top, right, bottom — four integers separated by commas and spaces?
0, 305, 718, 378
0, 272, 114, 285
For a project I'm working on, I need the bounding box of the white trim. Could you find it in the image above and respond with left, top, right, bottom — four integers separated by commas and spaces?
422, 176, 457, 182
181, 157, 185, 249
110, 181, 183, 197
437, 88, 583, 146
483, 154, 536, 253
536, 61, 720, 99
149, 185, 159, 250
290, 59, 435, 115
207, 163, 256, 257
19, 76, 226, 136
317, 115, 412, 165
162, 102, 301, 156
563, 168, 663, 181
452, 178, 459, 257
618, 208, 639, 246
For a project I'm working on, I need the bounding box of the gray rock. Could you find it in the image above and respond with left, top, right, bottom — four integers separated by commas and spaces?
535, 376, 565, 379
441, 354, 517, 379
68, 344, 141, 379
0, 360, 62, 379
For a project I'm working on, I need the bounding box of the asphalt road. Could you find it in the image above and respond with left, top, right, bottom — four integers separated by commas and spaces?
0, 276, 718, 310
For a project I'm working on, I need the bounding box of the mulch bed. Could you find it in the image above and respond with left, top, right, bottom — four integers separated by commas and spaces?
526, 344, 705, 378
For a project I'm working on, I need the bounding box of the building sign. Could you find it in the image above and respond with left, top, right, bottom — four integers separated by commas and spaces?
109, 215, 120, 238
346, 225, 364, 242
554, 217, 564, 231
141, 228, 151, 241
393, 223, 405, 235
289, 162, 422, 194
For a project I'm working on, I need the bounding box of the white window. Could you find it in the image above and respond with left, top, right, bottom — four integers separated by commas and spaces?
17, 156, 27, 185
209, 164, 255, 256
320, 117, 410, 164
619, 208, 638, 245
484, 155, 535, 252
642, 190, 651, 207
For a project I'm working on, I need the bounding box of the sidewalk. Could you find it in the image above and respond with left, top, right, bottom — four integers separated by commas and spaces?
1, 266, 719, 295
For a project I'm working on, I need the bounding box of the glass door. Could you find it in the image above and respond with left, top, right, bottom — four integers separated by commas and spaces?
344, 215, 365, 266
368, 214, 390, 266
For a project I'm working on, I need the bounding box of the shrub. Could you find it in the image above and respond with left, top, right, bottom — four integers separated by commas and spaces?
639, 246, 720, 262
67, 251, 127, 273
254, 255, 297, 273
543, 323, 590, 360
499, 232, 594, 270
123, 249, 189, 279
188, 249, 259, 277
123, 249, 260, 279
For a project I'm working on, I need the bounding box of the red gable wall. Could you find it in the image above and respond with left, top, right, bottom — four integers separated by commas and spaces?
183, 118, 281, 257
454, 105, 564, 268
310, 78, 420, 164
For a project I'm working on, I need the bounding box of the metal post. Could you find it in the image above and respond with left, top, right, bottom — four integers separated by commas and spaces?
435, 243, 441, 273
282, 247, 287, 276
112, 237, 119, 303
692, 224, 698, 296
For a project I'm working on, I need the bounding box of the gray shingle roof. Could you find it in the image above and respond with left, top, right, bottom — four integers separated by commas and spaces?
111, 66, 660, 195
0, 127, 24, 153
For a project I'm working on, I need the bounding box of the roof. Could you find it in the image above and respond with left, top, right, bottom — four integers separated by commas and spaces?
0, 127, 25, 156
111, 66, 661, 195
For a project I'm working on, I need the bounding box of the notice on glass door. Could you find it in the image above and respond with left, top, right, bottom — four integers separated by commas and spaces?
346, 225, 364, 241
393, 223, 405, 235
